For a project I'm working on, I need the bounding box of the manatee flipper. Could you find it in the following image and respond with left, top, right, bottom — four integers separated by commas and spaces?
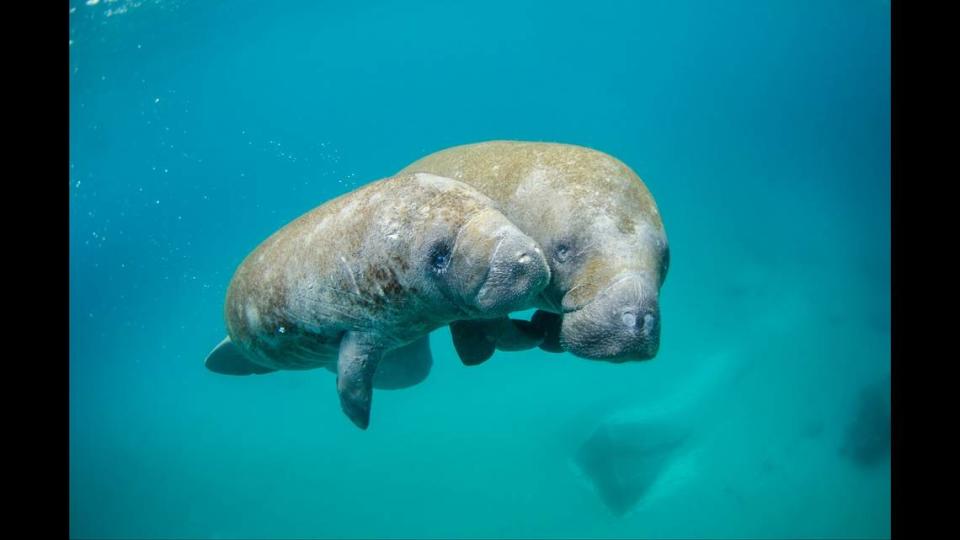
450, 319, 499, 366
373, 335, 434, 390
322, 336, 433, 389
532, 310, 564, 353
205, 336, 277, 375
451, 317, 548, 365
495, 318, 546, 351
336, 331, 384, 430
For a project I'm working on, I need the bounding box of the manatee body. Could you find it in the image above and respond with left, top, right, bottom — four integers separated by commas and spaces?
205, 172, 551, 429
400, 141, 669, 363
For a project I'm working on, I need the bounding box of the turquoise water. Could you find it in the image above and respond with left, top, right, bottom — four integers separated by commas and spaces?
69, 0, 891, 538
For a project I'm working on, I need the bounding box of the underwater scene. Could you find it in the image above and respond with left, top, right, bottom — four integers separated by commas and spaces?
69, 0, 891, 538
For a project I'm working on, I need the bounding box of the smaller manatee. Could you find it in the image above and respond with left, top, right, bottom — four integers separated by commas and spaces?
205, 173, 551, 429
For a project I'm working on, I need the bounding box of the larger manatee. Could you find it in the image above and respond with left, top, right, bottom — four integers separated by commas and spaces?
204, 172, 551, 429
399, 141, 669, 362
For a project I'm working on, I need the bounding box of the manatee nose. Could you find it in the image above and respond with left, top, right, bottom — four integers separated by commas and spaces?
491, 234, 545, 275
621, 311, 657, 337
515, 245, 544, 270
506, 243, 550, 290
604, 305, 660, 361
626, 304, 661, 351
477, 237, 550, 312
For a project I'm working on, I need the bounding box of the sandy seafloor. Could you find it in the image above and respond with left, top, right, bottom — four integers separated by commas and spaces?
70, 0, 890, 538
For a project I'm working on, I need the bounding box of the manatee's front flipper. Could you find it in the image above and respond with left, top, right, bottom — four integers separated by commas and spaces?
205, 336, 277, 375
450, 318, 547, 366
374, 335, 434, 390
450, 319, 499, 366
531, 310, 564, 353
496, 318, 547, 351
336, 331, 384, 430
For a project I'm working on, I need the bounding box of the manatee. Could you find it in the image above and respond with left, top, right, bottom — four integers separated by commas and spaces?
571, 349, 754, 516
399, 141, 669, 363
575, 418, 689, 516
204, 172, 551, 429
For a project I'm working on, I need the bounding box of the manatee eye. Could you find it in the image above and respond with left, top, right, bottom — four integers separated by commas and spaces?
429, 241, 452, 274
554, 242, 572, 264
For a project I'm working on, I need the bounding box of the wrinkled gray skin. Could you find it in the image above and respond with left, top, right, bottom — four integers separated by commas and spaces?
204, 173, 550, 429
400, 141, 669, 363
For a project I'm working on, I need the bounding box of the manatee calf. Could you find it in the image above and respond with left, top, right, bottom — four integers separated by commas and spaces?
400, 141, 669, 363
205, 172, 550, 429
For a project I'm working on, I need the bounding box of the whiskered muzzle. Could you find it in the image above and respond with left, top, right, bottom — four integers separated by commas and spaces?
476, 236, 550, 314
559, 274, 661, 361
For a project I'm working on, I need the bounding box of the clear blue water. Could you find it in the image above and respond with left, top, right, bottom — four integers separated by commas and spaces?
69, 0, 891, 538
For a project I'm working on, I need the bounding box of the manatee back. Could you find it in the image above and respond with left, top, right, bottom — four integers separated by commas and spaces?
400, 140, 664, 235
222, 180, 384, 363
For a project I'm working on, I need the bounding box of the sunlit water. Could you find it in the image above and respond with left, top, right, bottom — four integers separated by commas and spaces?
69, 0, 890, 538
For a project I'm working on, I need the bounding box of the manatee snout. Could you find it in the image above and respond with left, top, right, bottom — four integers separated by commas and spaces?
476, 231, 550, 314
559, 273, 661, 361
450, 208, 550, 316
